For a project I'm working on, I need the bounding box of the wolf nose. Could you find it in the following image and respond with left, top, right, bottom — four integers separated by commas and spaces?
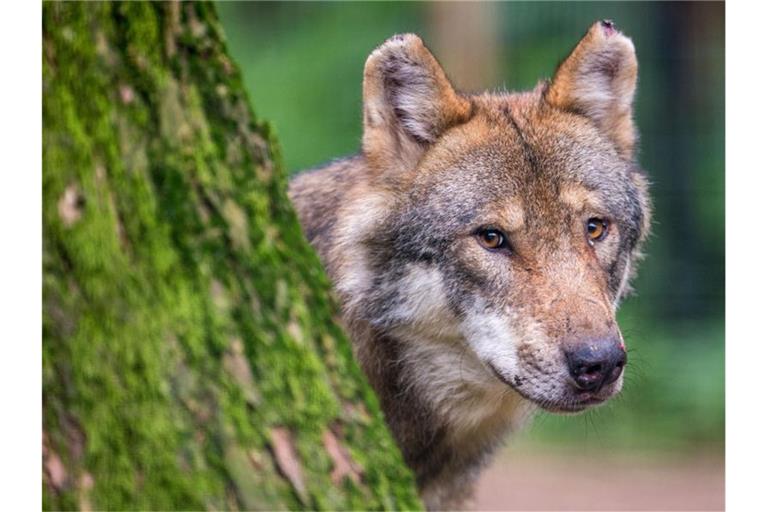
565, 340, 627, 392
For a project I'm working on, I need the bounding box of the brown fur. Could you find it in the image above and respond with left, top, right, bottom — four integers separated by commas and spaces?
290, 22, 650, 510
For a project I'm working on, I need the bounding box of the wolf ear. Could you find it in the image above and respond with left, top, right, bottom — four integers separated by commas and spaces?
545, 21, 639, 159
362, 34, 472, 171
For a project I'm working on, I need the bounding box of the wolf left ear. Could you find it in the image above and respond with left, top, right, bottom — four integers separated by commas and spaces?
362, 34, 472, 173
546, 21, 639, 159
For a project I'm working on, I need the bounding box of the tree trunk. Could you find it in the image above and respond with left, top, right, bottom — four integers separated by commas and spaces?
42, 2, 421, 510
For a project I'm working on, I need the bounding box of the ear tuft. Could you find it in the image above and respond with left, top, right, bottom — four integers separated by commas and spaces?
546, 21, 639, 159
362, 34, 471, 169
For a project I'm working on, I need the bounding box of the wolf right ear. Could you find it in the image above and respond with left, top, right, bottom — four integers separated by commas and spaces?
545, 21, 639, 159
362, 34, 472, 173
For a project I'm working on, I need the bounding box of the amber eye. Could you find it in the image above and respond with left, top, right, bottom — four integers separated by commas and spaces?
586, 218, 609, 243
477, 229, 507, 250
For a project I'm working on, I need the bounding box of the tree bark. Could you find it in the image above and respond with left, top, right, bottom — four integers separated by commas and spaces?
42, 2, 421, 510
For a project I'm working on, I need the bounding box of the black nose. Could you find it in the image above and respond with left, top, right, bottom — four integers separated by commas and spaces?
565, 340, 627, 392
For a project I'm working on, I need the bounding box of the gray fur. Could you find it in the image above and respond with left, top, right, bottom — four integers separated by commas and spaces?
289, 26, 650, 510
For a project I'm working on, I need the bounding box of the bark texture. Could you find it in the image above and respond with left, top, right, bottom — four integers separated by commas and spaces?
42, 2, 421, 510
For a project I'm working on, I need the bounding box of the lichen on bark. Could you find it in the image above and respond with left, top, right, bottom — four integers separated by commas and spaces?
42, 2, 421, 510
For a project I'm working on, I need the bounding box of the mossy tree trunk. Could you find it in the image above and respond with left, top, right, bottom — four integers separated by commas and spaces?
42, 2, 420, 510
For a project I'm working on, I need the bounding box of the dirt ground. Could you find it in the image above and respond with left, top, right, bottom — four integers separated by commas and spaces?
473, 448, 724, 511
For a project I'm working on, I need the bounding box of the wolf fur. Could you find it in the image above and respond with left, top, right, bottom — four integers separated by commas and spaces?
289, 21, 650, 510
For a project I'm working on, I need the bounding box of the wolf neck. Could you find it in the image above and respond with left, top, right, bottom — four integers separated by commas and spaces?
353, 324, 530, 495
396, 329, 528, 438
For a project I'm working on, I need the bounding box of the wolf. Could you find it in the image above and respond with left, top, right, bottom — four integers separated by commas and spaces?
289, 20, 651, 510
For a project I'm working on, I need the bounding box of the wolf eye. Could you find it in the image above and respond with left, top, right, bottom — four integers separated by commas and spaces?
477, 229, 507, 250
586, 218, 609, 244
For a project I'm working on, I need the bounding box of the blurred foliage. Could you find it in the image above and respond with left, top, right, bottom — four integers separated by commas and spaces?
218, 1, 724, 451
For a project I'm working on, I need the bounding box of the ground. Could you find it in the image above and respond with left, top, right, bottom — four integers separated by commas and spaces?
474, 447, 724, 511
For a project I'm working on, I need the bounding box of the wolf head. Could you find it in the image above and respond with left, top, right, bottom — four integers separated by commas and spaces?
333, 22, 650, 415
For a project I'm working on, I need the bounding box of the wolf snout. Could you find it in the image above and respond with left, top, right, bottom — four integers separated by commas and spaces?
564, 339, 627, 393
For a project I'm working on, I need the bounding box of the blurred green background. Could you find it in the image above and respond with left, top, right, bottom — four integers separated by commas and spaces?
217, 1, 724, 456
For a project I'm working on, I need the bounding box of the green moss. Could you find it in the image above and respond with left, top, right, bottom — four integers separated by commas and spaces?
43, 2, 421, 510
